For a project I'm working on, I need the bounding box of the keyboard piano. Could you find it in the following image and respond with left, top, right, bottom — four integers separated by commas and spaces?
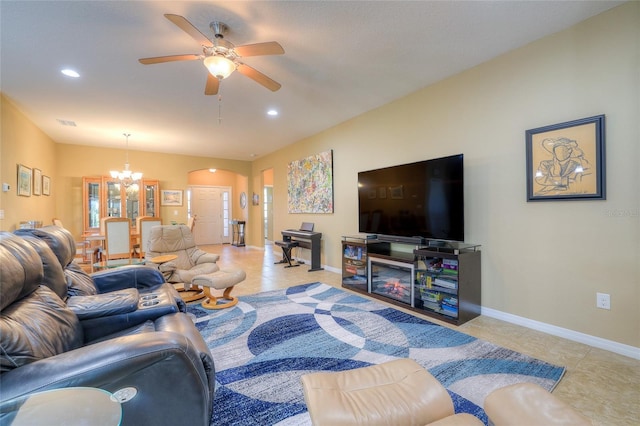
280, 229, 323, 271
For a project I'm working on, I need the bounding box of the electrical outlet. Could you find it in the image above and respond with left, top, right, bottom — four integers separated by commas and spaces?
596, 292, 611, 310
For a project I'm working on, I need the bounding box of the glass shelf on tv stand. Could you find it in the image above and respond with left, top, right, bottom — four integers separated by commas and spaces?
344, 235, 480, 255
420, 240, 481, 255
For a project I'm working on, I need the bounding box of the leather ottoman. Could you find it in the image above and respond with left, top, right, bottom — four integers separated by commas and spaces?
300, 358, 483, 425
484, 382, 591, 425
192, 268, 246, 309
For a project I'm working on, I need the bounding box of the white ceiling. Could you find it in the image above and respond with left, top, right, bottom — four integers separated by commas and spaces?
1, 1, 623, 160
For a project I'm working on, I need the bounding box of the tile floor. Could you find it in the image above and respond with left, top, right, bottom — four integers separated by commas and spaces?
198, 243, 639, 426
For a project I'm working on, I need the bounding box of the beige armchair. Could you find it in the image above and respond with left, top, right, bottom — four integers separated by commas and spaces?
146, 225, 246, 309
146, 225, 220, 301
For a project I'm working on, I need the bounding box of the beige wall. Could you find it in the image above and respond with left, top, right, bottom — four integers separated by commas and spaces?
54, 145, 251, 238
263, 168, 274, 186
0, 96, 58, 229
0, 104, 251, 237
188, 169, 249, 223
1, 4, 637, 348
251, 3, 639, 347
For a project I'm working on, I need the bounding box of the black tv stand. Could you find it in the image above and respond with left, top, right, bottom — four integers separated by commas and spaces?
341, 236, 481, 325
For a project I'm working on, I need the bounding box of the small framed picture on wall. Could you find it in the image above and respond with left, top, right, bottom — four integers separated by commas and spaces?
17, 164, 32, 197
42, 175, 51, 196
161, 189, 183, 206
33, 168, 42, 196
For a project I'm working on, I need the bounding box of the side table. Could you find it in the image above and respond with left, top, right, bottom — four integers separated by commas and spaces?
93, 257, 145, 271
231, 220, 245, 247
0, 387, 121, 426
148, 254, 178, 265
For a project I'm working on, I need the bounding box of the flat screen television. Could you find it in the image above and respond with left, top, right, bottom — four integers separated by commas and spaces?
358, 154, 464, 242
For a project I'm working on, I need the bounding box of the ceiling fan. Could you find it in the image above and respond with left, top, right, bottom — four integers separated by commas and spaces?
139, 14, 284, 95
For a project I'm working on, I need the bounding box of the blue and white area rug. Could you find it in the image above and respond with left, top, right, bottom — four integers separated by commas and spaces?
187, 282, 565, 425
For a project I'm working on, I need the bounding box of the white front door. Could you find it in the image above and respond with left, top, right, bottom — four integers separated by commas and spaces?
190, 186, 230, 245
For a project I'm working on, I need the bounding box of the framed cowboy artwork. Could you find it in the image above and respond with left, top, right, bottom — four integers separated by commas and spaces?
525, 115, 605, 201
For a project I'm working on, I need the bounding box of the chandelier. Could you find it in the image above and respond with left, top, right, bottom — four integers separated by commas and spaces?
110, 133, 142, 187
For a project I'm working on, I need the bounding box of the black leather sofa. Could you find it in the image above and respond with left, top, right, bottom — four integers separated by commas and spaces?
15, 225, 188, 341
0, 231, 215, 425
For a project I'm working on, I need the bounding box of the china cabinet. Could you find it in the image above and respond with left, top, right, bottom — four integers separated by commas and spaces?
82, 177, 159, 234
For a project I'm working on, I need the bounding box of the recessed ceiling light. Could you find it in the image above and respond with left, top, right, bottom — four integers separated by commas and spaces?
61, 69, 80, 78
267, 109, 278, 116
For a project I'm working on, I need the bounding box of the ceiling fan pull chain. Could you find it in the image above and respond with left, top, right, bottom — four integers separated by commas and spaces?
218, 93, 223, 125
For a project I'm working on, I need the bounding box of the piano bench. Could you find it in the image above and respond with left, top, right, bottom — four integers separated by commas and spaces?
275, 240, 299, 268
275, 240, 299, 249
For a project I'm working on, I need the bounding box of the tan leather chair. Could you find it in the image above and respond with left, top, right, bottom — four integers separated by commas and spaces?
146, 225, 245, 307
301, 359, 483, 426
146, 225, 220, 302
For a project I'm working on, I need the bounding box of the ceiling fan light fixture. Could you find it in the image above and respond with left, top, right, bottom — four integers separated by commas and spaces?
203, 55, 236, 80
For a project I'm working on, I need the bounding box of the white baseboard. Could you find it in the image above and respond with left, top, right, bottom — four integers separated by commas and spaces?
289, 256, 340, 274
323, 264, 341, 274
481, 307, 640, 360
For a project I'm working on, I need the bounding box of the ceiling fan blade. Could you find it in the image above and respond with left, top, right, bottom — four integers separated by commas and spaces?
234, 42, 284, 57
236, 63, 281, 92
205, 73, 219, 95
138, 54, 200, 65
164, 14, 213, 47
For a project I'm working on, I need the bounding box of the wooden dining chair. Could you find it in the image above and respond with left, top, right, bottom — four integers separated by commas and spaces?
101, 217, 132, 260
52, 217, 90, 263
136, 216, 162, 259
187, 215, 197, 232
